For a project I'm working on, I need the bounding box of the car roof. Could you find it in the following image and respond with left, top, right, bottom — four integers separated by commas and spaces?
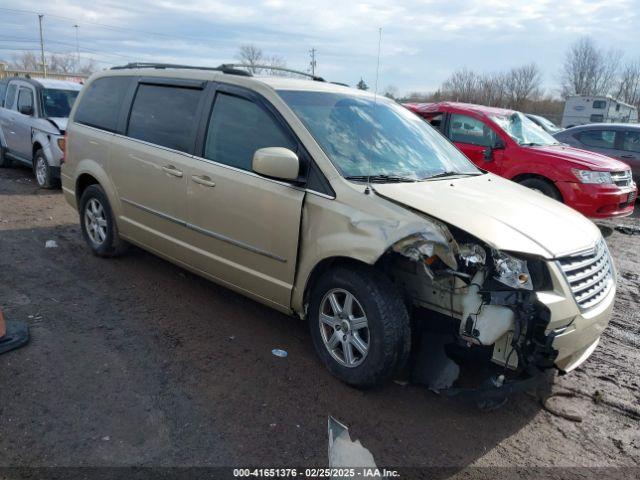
92, 66, 363, 96
7, 77, 82, 90
564, 123, 640, 131
404, 101, 517, 117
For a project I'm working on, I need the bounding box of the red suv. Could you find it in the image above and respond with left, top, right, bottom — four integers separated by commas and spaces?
404, 102, 637, 219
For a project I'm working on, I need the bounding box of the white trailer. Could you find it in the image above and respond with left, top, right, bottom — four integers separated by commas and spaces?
561, 95, 638, 128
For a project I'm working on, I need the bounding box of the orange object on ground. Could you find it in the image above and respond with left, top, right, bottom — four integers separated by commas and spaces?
0, 308, 6, 338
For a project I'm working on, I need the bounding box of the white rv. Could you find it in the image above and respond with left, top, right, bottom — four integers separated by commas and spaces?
561, 95, 638, 128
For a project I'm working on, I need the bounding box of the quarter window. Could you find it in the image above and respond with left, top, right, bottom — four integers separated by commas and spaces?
204, 93, 295, 172
578, 130, 616, 149
448, 114, 497, 147
622, 131, 640, 153
127, 84, 202, 153
74, 77, 131, 132
17, 88, 34, 113
593, 100, 606, 109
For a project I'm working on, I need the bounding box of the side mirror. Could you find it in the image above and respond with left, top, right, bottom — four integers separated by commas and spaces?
252, 147, 299, 181
19, 105, 34, 116
483, 147, 494, 161
494, 138, 505, 149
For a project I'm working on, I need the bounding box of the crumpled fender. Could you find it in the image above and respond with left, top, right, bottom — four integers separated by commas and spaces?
291, 186, 458, 315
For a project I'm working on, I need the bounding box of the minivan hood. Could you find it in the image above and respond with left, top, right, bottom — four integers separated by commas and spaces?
532, 144, 629, 171
374, 174, 601, 259
47, 117, 68, 133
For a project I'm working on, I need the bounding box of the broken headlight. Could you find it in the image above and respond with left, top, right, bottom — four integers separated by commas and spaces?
492, 251, 533, 290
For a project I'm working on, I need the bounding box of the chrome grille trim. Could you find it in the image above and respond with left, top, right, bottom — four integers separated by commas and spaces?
556, 239, 614, 310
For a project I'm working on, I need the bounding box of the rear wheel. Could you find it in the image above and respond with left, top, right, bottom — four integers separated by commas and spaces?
519, 177, 562, 201
308, 265, 410, 388
79, 184, 127, 257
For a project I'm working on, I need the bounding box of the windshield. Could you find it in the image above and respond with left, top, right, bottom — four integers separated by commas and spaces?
491, 112, 559, 146
277, 90, 479, 180
41, 88, 80, 118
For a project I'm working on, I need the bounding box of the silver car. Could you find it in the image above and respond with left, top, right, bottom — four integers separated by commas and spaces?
0, 78, 82, 188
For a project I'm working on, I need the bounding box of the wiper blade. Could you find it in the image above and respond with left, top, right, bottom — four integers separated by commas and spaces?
344, 174, 418, 183
422, 171, 481, 180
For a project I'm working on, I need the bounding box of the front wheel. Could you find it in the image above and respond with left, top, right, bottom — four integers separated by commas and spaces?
308, 265, 411, 388
33, 149, 57, 189
519, 177, 562, 202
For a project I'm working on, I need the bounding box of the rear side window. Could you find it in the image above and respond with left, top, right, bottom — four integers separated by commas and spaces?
5, 84, 17, 109
17, 88, 34, 113
622, 131, 640, 153
127, 84, 202, 153
578, 130, 616, 149
74, 77, 130, 132
589, 114, 604, 122
593, 100, 606, 109
204, 93, 295, 171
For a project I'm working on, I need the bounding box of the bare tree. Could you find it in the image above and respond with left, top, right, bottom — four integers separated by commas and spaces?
235, 44, 264, 74
615, 59, 640, 108
503, 63, 542, 110
11, 52, 40, 71
383, 85, 399, 100
78, 58, 98, 75
560, 37, 621, 97
48, 53, 76, 73
235, 44, 288, 75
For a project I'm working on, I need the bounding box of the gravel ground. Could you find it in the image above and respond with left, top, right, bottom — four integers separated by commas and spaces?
0, 165, 638, 477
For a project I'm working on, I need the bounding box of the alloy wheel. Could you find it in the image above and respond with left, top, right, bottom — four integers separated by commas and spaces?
319, 288, 369, 368
84, 198, 108, 245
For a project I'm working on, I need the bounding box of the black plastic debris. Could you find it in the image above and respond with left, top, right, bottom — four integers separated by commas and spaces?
615, 224, 640, 236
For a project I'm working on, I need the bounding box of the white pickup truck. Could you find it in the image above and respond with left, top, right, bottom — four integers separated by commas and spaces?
0, 77, 82, 188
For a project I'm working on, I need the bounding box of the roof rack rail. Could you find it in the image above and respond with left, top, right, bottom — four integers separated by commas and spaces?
110, 62, 252, 77
110, 62, 326, 82
219, 63, 325, 82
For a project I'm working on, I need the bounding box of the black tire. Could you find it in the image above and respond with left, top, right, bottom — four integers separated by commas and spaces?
79, 184, 127, 257
0, 143, 12, 168
308, 264, 411, 388
519, 177, 562, 202
33, 149, 57, 189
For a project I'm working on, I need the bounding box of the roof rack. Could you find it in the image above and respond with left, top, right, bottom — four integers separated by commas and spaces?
110, 62, 252, 76
110, 62, 326, 82
218, 63, 325, 82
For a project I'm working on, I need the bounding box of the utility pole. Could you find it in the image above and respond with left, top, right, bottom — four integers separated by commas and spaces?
309, 48, 317, 76
73, 24, 80, 73
38, 14, 47, 77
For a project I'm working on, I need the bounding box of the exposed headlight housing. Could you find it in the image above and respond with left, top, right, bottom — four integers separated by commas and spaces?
493, 251, 533, 290
572, 169, 613, 184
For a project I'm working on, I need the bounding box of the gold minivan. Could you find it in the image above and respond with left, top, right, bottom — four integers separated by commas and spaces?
62, 64, 616, 388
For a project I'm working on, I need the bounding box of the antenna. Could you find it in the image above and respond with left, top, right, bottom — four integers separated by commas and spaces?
365, 27, 382, 195
373, 27, 382, 104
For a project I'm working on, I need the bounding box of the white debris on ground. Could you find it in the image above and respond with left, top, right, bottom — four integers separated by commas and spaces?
45, 240, 58, 249
328, 416, 377, 472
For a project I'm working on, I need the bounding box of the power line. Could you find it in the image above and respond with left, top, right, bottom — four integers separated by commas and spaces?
0, 6, 220, 43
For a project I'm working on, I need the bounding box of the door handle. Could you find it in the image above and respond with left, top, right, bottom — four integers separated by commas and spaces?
191, 175, 216, 187
620, 154, 634, 159
162, 165, 183, 177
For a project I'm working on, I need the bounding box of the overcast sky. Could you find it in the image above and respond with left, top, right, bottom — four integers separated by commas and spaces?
1, 0, 639, 95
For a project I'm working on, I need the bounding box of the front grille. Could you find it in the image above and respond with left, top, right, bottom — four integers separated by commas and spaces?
556, 240, 614, 310
611, 170, 633, 188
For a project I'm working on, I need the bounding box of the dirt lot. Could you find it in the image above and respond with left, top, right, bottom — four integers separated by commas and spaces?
0, 165, 639, 476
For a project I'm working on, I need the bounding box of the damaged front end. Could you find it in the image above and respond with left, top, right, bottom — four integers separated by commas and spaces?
380, 224, 558, 393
